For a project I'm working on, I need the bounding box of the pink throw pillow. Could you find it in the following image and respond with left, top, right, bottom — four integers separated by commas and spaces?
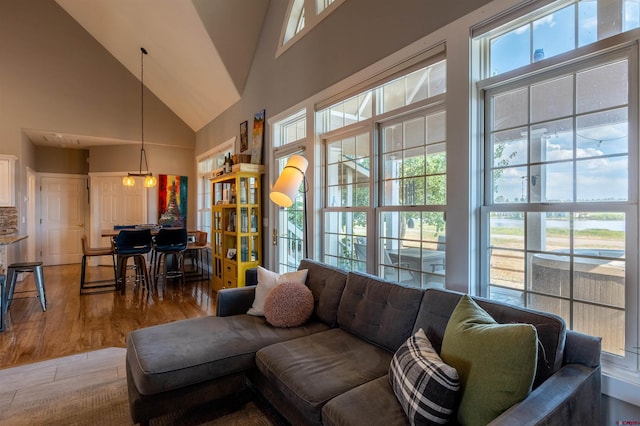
264, 282, 314, 328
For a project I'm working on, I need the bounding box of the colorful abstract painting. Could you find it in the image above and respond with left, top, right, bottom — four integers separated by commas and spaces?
158, 174, 188, 228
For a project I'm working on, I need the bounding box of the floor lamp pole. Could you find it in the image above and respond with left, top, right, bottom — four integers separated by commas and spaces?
303, 177, 309, 259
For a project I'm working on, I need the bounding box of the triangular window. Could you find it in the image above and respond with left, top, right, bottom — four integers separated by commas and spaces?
278, 0, 346, 56
283, 0, 305, 45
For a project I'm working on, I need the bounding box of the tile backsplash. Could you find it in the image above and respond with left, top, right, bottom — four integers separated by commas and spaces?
0, 207, 18, 234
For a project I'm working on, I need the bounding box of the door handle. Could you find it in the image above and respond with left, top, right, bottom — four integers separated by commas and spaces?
272, 228, 278, 246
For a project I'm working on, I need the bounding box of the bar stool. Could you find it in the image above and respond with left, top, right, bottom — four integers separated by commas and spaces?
5, 262, 47, 312
152, 228, 188, 285
80, 235, 118, 294
113, 229, 152, 292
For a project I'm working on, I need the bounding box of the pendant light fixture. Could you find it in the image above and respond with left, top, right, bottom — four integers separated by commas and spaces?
123, 47, 157, 188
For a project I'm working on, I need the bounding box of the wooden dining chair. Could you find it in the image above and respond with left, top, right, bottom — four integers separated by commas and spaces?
80, 235, 117, 294
186, 230, 209, 279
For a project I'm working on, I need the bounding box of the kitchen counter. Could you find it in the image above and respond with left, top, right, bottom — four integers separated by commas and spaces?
0, 234, 27, 275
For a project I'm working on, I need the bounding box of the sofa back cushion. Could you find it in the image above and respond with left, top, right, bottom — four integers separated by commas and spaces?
413, 288, 566, 389
337, 272, 424, 352
299, 259, 348, 327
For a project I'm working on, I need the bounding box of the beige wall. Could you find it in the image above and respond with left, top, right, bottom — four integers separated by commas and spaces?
0, 1, 193, 151
195, 0, 494, 267
195, 0, 493, 157
0, 0, 196, 240
35, 147, 89, 175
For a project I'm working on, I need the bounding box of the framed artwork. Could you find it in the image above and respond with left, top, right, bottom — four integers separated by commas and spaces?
251, 109, 265, 164
240, 120, 249, 153
158, 174, 188, 228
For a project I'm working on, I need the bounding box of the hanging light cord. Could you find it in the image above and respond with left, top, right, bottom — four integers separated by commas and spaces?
139, 47, 149, 175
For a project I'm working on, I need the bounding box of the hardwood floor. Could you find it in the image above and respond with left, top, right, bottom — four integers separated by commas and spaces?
0, 263, 217, 369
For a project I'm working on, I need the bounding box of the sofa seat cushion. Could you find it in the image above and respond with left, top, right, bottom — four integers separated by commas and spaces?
255, 328, 393, 424
322, 376, 408, 426
127, 314, 330, 395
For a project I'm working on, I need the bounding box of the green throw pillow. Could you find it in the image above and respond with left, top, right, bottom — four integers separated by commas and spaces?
441, 295, 538, 426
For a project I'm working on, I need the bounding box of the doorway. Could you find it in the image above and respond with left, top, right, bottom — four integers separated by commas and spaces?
39, 174, 87, 265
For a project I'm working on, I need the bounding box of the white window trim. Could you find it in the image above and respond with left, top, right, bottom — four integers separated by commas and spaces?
276, 0, 347, 58
195, 137, 235, 235
195, 137, 235, 164
472, 2, 640, 405
267, 0, 640, 405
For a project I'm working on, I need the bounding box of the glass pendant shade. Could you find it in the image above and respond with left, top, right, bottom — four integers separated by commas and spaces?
144, 175, 157, 188
122, 175, 136, 187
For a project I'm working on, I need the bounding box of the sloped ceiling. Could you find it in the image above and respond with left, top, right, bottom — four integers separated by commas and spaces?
54, 0, 269, 133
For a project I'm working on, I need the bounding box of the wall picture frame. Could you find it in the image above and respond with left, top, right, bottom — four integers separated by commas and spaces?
158, 174, 188, 228
250, 109, 265, 164
240, 120, 248, 153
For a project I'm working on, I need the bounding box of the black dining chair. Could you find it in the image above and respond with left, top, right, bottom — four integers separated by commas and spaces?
152, 228, 188, 285
113, 229, 153, 292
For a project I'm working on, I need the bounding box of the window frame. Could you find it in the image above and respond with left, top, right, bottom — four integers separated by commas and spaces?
477, 32, 639, 372
196, 138, 234, 242
276, 0, 347, 57
271, 109, 309, 273
318, 57, 448, 287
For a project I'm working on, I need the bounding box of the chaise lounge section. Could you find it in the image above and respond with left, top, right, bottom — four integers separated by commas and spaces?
125, 259, 601, 425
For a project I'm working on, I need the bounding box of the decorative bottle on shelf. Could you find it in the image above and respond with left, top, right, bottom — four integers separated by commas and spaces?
224, 154, 234, 174
239, 180, 247, 204
229, 211, 236, 232
250, 209, 258, 232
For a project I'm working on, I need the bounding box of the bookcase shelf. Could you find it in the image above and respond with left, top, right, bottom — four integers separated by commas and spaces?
210, 170, 262, 291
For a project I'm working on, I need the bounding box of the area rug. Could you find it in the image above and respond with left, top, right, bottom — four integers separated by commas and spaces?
0, 347, 284, 425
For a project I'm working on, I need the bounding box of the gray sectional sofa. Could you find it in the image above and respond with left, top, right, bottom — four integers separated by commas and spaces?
125, 259, 602, 425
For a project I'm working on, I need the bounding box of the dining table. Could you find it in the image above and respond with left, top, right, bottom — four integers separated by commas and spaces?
100, 227, 196, 238
100, 227, 207, 282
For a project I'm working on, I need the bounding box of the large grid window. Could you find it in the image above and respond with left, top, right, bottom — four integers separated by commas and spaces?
320, 59, 447, 289
379, 109, 446, 288
323, 132, 370, 272
478, 2, 638, 368
273, 110, 308, 273
487, 0, 640, 77
196, 142, 233, 242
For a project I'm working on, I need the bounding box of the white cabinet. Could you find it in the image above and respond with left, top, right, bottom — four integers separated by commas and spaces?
0, 155, 17, 207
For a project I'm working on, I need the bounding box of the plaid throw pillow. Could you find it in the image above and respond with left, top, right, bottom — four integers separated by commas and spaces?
389, 328, 460, 425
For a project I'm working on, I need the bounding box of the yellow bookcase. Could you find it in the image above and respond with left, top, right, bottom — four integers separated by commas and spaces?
210, 168, 263, 291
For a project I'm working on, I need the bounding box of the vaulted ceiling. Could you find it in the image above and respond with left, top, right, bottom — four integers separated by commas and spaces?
54, 0, 270, 133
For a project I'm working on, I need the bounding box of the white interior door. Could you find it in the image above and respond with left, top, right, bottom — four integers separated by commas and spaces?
40, 175, 87, 265
90, 175, 147, 249
27, 167, 37, 262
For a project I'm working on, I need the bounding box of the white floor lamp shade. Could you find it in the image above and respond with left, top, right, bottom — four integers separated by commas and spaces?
270, 155, 308, 207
